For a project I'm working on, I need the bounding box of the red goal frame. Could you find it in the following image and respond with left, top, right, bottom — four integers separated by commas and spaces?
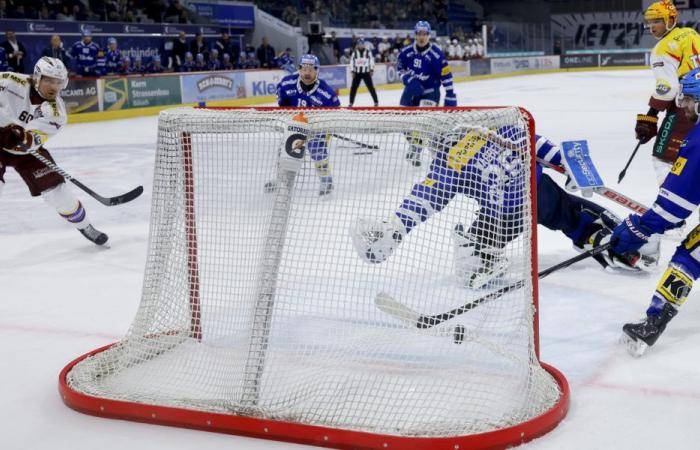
59, 106, 569, 450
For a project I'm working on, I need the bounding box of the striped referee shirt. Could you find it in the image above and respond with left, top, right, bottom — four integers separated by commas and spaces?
350, 48, 375, 73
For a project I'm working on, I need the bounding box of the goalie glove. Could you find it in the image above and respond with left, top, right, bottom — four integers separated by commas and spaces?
351, 216, 406, 264
453, 223, 509, 289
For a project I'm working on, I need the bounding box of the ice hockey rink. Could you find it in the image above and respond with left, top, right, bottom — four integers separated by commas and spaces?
2, 69, 699, 450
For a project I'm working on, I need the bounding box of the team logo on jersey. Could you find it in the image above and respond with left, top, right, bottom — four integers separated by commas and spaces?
656, 80, 672, 95
671, 156, 687, 175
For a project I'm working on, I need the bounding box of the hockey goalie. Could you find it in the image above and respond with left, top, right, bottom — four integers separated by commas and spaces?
351, 125, 659, 288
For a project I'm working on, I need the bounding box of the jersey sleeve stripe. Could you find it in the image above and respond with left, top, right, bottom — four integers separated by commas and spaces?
651, 202, 686, 224
658, 187, 698, 212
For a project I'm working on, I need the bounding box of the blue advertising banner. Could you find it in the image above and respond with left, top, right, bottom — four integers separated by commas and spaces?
319, 66, 347, 90
189, 2, 255, 28
181, 72, 246, 103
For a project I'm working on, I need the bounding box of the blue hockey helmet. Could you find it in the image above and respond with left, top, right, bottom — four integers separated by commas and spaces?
298, 53, 320, 70
680, 67, 700, 101
414, 20, 431, 35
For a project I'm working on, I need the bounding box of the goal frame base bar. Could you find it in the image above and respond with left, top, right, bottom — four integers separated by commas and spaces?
59, 344, 570, 450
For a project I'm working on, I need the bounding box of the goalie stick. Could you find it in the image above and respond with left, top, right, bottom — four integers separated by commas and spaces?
536, 157, 649, 214
30, 149, 143, 206
376, 242, 613, 334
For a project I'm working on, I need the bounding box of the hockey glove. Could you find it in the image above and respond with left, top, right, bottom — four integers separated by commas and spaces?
403, 78, 424, 98
635, 114, 658, 144
444, 91, 457, 107
610, 215, 654, 254
0, 124, 32, 152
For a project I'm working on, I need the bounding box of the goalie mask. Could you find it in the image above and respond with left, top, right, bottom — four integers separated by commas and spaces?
33, 57, 69, 95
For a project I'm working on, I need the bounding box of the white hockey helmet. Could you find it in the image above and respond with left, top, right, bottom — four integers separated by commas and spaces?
33, 56, 69, 91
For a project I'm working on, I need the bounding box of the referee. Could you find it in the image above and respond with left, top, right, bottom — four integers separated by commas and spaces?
348, 39, 378, 107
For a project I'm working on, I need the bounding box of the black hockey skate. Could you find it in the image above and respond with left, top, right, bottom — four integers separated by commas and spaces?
622, 302, 677, 357
319, 180, 334, 196
405, 148, 422, 167
79, 224, 109, 246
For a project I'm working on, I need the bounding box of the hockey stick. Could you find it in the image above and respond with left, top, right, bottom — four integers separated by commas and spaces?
536, 157, 649, 214
376, 242, 613, 330
331, 133, 379, 153
617, 140, 643, 184
30, 149, 143, 206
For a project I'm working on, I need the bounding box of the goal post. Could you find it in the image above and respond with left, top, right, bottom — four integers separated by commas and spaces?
60, 106, 569, 450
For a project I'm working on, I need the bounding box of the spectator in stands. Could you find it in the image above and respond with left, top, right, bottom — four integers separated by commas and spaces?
0, 0, 8, 19
257, 37, 276, 69
194, 53, 207, 71
180, 52, 196, 72
215, 32, 236, 63
276, 47, 295, 73
105, 38, 123, 75
172, 31, 188, 71
41, 35, 69, 67
55, 5, 74, 21
377, 37, 391, 56
190, 32, 208, 62
1, 30, 26, 73
281, 6, 298, 26
339, 48, 351, 64
387, 48, 399, 63
208, 49, 221, 70
328, 30, 341, 61
447, 39, 463, 60
69, 29, 99, 77
222, 53, 234, 71
393, 36, 403, 51
0, 45, 8, 71
148, 55, 165, 73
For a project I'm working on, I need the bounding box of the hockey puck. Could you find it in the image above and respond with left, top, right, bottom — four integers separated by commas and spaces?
453, 324, 465, 344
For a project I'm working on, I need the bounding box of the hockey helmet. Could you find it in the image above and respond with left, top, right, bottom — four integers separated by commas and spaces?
298, 53, 320, 70
678, 68, 700, 118
644, 0, 677, 28
680, 68, 700, 100
414, 20, 431, 35
33, 56, 68, 91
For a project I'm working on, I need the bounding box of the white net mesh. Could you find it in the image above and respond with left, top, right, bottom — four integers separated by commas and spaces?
66, 107, 561, 438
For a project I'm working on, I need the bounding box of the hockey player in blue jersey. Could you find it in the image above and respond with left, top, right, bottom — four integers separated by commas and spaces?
398, 21, 458, 167
105, 38, 123, 75
352, 127, 656, 288
268, 53, 340, 196
610, 67, 700, 356
69, 29, 100, 77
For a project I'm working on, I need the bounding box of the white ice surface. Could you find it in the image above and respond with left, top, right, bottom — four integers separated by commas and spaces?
2, 70, 700, 450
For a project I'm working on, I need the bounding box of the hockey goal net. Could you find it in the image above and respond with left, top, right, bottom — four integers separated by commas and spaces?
60, 106, 568, 449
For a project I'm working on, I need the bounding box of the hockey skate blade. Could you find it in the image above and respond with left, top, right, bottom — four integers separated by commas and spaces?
620, 332, 649, 358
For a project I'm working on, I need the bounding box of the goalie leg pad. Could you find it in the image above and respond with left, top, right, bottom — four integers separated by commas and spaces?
352, 215, 406, 264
